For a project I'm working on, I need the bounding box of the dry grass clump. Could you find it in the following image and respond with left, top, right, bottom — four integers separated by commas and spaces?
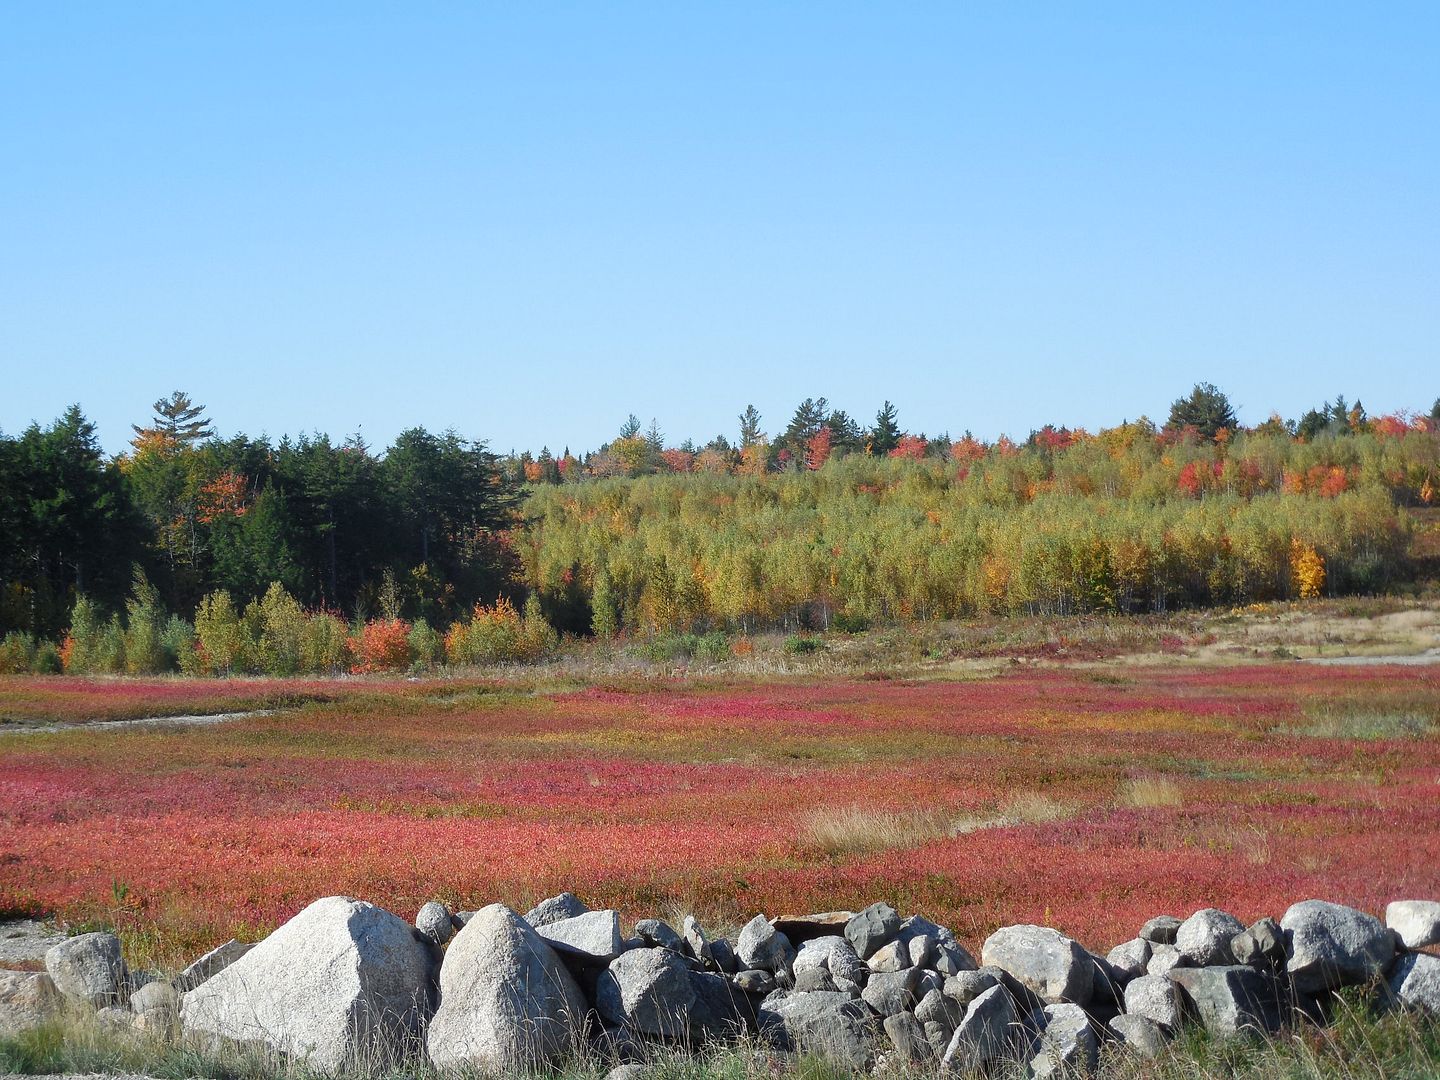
804, 794, 1075, 856
1119, 776, 1184, 808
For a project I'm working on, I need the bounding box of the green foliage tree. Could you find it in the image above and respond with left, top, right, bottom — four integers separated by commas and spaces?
1167, 383, 1237, 440
870, 401, 901, 455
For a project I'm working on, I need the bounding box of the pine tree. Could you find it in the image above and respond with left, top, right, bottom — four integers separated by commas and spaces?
132, 391, 213, 445
738, 405, 763, 449
870, 401, 901, 455
1167, 383, 1237, 440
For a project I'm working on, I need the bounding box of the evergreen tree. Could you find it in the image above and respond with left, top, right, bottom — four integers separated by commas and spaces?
738, 405, 763, 449
1167, 383, 1237, 440
132, 390, 213, 446
869, 401, 901, 455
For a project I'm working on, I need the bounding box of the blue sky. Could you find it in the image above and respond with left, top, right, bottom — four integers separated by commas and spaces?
2, 3, 1436, 455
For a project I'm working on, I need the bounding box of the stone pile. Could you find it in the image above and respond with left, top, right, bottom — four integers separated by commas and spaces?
0, 894, 1436, 1076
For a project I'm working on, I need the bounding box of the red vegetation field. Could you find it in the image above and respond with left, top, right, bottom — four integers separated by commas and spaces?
1, 664, 1437, 967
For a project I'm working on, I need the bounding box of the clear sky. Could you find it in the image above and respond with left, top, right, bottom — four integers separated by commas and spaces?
2, 3, 1436, 456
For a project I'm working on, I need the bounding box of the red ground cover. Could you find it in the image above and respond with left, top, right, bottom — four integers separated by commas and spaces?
1, 664, 1436, 965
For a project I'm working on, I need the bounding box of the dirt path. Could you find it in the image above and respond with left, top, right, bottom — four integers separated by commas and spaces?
0, 709, 273, 737
1306, 648, 1440, 666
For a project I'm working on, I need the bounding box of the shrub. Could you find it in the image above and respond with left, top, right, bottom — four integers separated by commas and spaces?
407, 619, 446, 671
831, 612, 871, 634
0, 632, 36, 674
446, 596, 559, 665
351, 618, 413, 673
62, 596, 103, 673
636, 631, 730, 663
783, 635, 825, 655
194, 590, 245, 675
162, 616, 200, 675
30, 640, 62, 674
124, 575, 171, 674
250, 583, 307, 676
301, 612, 351, 674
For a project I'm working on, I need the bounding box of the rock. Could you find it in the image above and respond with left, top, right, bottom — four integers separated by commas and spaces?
940, 984, 1020, 1072
771, 912, 855, 946
1123, 974, 1183, 1030
454, 910, 476, 927
634, 918, 685, 953
1387, 952, 1440, 1013
862, 967, 922, 1016
1231, 917, 1285, 970
1108, 1013, 1166, 1057
181, 897, 434, 1071
867, 939, 911, 973
1146, 944, 1187, 977
916, 986, 962, 1030
1140, 915, 1182, 945
688, 968, 750, 1041
1106, 938, 1151, 982
174, 939, 254, 993
525, 892, 589, 928
597, 947, 696, 1039
45, 932, 128, 1008
733, 969, 776, 995
1176, 908, 1245, 966
1386, 900, 1440, 951
129, 980, 178, 1016
416, 901, 454, 945
980, 925, 1093, 1005
683, 915, 713, 965
0, 920, 66, 967
1030, 1002, 1097, 1079
709, 937, 740, 975
1168, 965, 1279, 1036
883, 1010, 932, 1063
536, 909, 624, 963
1089, 952, 1124, 1005
845, 903, 902, 961
758, 989, 878, 1070
736, 915, 796, 978
943, 969, 1000, 1008
0, 970, 62, 1038
95, 1004, 141, 1034
906, 934, 936, 970
605, 1065, 651, 1080
793, 935, 867, 995
427, 903, 587, 1070
1281, 900, 1395, 995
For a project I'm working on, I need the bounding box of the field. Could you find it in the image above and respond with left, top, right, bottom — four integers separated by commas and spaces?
3, 624, 1438, 973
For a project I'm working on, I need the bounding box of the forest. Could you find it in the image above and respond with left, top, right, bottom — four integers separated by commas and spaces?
1, 386, 1437, 675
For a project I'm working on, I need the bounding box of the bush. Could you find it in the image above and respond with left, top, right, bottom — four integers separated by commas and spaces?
446, 596, 559, 665
162, 616, 200, 675
351, 618, 412, 673
301, 612, 351, 674
407, 620, 446, 671
635, 631, 731, 663
194, 590, 246, 675
62, 596, 103, 673
831, 612, 870, 634
124, 575, 171, 674
249, 583, 307, 676
0, 632, 36, 674
783, 635, 825, 655
30, 640, 62, 674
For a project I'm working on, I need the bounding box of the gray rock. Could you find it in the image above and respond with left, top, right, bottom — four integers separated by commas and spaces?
736, 915, 796, 978
867, 939, 911, 973
1108, 1013, 1166, 1057
1140, 915, 1182, 945
981, 924, 1093, 1005
1387, 952, 1440, 1013
943, 968, 1000, 1008
0, 969, 62, 1038
770, 912, 855, 946
1030, 1002, 1097, 1079
634, 918, 685, 952
0, 919, 65, 967
710, 936, 740, 975
1168, 965, 1278, 1036
1146, 944, 1187, 977
1106, 938, 1151, 982
941, 984, 1020, 1072
1386, 900, 1440, 951
174, 939, 254, 993
537, 909, 624, 963
525, 892, 589, 928
758, 990, 878, 1070
683, 915, 713, 965
1123, 974, 1183, 1030
916, 986, 962, 1030
1089, 952, 1124, 1006
184, 896, 434, 1072
733, 969, 776, 995
415, 901, 454, 945
906, 933, 937, 970
129, 980, 178, 1016
862, 967, 922, 1016
454, 910, 476, 927
45, 932, 128, 1008
423, 904, 587, 1077
96, 1004, 141, 1033
597, 947, 696, 1039
883, 1010, 932, 1063
845, 903, 902, 961
1281, 900, 1395, 995
1176, 908, 1245, 967
1231, 917, 1285, 969
793, 935, 867, 995
605, 1065, 651, 1080
933, 942, 977, 976
688, 968, 749, 1041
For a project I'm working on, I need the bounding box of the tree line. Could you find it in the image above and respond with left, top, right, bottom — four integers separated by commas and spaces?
1, 386, 1437, 671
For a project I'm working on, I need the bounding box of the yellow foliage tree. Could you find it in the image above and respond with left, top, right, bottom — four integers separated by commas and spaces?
1290, 539, 1326, 599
